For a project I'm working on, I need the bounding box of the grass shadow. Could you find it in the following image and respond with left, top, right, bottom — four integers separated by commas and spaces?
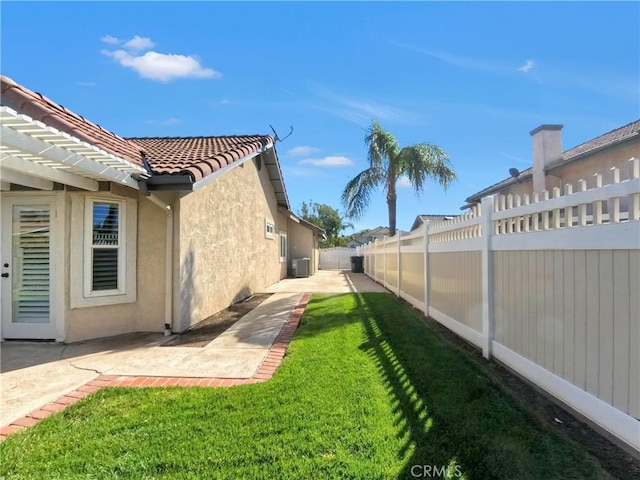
352, 293, 613, 480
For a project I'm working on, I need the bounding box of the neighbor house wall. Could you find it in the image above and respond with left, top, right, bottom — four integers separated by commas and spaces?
173, 154, 287, 332
501, 140, 639, 198
64, 187, 167, 342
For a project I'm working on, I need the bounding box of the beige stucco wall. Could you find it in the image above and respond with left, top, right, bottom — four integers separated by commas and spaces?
64, 188, 168, 342
287, 219, 318, 275
173, 155, 288, 332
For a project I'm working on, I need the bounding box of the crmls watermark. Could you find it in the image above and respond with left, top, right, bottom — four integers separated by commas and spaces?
410, 464, 463, 478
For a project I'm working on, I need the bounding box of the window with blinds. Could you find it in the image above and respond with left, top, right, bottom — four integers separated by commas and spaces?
85, 199, 125, 296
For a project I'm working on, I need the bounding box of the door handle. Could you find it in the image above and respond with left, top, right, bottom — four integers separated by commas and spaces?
1, 273, 8, 278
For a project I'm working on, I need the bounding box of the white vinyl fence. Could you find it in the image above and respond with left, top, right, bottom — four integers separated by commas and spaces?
319, 247, 357, 270
361, 158, 640, 452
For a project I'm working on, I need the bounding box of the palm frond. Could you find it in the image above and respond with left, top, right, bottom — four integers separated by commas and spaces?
397, 143, 457, 194
341, 166, 383, 220
365, 120, 400, 170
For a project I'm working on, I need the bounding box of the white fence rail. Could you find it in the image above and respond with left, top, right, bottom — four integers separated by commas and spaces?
319, 247, 357, 270
361, 158, 640, 452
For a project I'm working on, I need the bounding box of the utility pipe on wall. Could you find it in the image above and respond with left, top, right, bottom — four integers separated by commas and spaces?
146, 193, 174, 335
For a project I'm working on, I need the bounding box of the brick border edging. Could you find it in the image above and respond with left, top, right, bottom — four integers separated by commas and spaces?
0, 293, 313, 440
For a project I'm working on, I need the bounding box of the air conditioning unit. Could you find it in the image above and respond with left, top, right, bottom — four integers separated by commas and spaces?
292, 258, 310, 278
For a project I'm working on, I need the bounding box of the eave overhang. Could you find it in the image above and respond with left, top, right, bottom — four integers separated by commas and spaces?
277, 206, 326, 236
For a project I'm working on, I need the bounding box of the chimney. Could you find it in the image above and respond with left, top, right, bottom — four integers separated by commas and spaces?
530, 124, 563, 193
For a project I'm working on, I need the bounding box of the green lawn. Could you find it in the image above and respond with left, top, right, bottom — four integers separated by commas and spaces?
1, 293, 613, 479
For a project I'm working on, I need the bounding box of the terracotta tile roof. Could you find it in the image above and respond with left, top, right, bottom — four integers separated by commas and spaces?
465, 119, 640, 204
127, 136, 273, 182
0, 75, 144, 167
1, 76, 276, 185
562, 119, 640, 161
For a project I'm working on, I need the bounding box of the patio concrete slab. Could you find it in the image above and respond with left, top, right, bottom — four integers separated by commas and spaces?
261, 270, 388, 294
0, 333, 165, 427
0, 292, 303, 428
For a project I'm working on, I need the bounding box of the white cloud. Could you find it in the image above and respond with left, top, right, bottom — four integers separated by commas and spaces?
123, 35, 154, 51
287, 146, 321, 156
397, 176, 412, 188
102, 49, 220, 82
162, 117, 181, 125
146, 117, 182, 126
282, 166, 324, 177
390, 40, 504, 73
518, 59, 535, 73
311, 84, 423, 126
209, 99, 230, 108
499, 151, 530, 166
298, 155, 354, 167
101, 35, 121, 45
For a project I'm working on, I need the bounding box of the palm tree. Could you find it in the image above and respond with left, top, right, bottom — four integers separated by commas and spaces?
341, 120, 457, 237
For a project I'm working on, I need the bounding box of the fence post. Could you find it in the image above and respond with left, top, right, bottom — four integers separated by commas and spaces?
481, 196, 495, 359
423, 221, 430, 316
373, 240, 377, 282
396, 231, 402, 297
383, 236, 387, 288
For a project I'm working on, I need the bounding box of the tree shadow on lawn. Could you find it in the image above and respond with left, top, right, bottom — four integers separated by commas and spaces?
351, 293, 613, 480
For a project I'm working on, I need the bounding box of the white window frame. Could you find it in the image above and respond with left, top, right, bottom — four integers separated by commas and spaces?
83, 197, 126, 298
279, 230, 287, 262
265, 219, 275, 239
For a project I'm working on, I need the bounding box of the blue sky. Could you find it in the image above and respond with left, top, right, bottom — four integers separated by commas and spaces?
2, 1, 638, 233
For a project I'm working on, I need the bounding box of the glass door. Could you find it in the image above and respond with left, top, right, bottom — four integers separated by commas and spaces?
1, 198, 56, 339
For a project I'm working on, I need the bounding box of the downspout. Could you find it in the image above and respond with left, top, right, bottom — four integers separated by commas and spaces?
145, 193, 174, 335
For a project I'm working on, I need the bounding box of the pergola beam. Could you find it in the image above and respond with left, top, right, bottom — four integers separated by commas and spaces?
0, 168, 54, 190
0, 155, 99, 191
0, 125, 141, 189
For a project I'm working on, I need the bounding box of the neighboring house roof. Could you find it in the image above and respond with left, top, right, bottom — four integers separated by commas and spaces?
464, 119, 640, 205
0, 75, 144, 168
411, 214, 456, 231
562, 119, 640, 161
346, 238, 366, 247
347, 226, 412, 246
366, 226, 390, 236
128, 136, 273, 182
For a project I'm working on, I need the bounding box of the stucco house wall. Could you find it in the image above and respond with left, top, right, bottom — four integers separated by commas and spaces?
173, 155, 288, 332
1, 76, 324, 343
287, 219, 318, 275
63, 188, 168, 342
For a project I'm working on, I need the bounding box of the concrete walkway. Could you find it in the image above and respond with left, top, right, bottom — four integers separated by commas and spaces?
0, 271, 387, 431
262, 270, 388, 294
